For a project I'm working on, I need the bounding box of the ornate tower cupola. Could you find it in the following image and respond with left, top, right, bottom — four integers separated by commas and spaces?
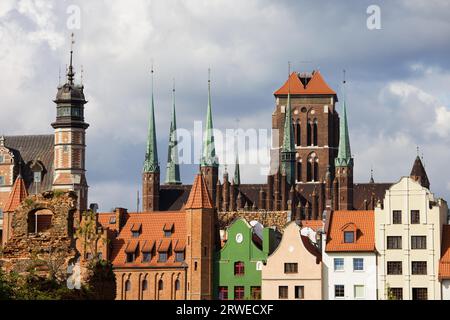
142, 66, 160, 212
165, 80, 181, 185
200, 69, 219, 204
281, 68, 296, 186
334, 74, 354, 210
51, 34, 89, 211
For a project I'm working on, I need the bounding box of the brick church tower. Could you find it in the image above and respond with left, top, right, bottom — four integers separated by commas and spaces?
272, 70, 339, 185
200, 71, 219, 205
51, 43, 89, 211
185, 173, 215, 300
142, 68, 160, 212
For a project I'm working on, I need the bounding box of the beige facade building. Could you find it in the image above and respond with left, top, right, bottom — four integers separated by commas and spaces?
375, 164, 448, 300
261, 221, 322, 300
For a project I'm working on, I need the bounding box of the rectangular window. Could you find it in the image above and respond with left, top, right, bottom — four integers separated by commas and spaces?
284, 263, 298, 274
164, 231, 172, 237
109, 216, 116, 224
354, 285, 365, 299
387, 236, 402, 249
353, 258, 364, 271
234, 286, 245, 300
0, 209, 3, 219
218, 286, 228, 300
295, 286, 305, 299
411, 210, 420, 224
132, 231, 140, 238
412, 261, 427, 275
278, 286, 288, 299
142, 252, 151, 262
389, 288, 403, 300
251, 286, 261, 300
126, 253, 135, 263
344, 231, 355, 243
392, 210, 402, 224
334, 258, 344, 271
0, 155, 4, 163
0, 176, 5, 186
33, 171, 42, 183
175, 252, 185, 262
411, 236, 426, 249
234, 262, 245, 276
387, 261, 402, 275
158, 252, 168, 262
412, 288, 428, 300
334, 285, 345, 298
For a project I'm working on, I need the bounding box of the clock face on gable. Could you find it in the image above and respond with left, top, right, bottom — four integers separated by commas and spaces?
235, 233, 243, 244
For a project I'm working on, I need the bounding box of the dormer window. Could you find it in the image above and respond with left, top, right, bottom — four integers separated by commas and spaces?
344, 231, 355, 243
125, 241, 139, 263
163, 223, 174, 237
131, 223, 142, 238
109, 216, 116, 224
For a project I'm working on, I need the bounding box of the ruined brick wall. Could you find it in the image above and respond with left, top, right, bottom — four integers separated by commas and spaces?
0, 191, 78, 278
217, 210, 291, 233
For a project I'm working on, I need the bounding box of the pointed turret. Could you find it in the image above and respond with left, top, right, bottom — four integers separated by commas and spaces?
142, 66, 160, 211
200, 69, 219, 204
185, 173, 213, 209
165, 80, 181, 184
410, 155, 430, 189
335, 92, 353, 167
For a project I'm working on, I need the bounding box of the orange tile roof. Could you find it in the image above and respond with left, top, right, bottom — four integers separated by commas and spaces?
325, 210, 375, 252
301, 220, 324, 232
439, 225, 450, 280
274, 70, 336, 96
110, 211, 186, 268
4, 175, 28, 212
185, 173, 213, 209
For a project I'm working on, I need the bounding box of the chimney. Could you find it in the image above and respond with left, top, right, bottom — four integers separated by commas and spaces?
114, 207, 128, 232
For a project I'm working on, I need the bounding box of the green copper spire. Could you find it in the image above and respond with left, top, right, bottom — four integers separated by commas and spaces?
165, 80, 181, 184
281, 64, 296, 185
335, 80, 353, 168
143, 67, 159, 173
201, 69, 218, 167
234, 153, 241, 185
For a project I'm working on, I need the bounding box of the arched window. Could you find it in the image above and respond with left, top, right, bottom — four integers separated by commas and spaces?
175, 279, 181, 291
313, 119, 318, 146
234, 261, 245, 276
297, 161, 302, 182
307, 120, 312, 146
142, 279, 148, 291
125, 280, 131, 292
158, 279, 163, 291
307, 153, 319, 182
296, 121, 301, 146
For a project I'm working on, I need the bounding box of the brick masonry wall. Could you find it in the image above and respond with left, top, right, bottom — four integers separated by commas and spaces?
217, 210, 291, 233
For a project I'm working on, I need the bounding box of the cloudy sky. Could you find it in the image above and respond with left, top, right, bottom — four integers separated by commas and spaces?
1, 0, 450, 211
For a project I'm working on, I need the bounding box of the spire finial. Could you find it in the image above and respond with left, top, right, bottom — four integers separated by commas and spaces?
417, 145, 420, 157
67, 32, 75, 85
370, 166, 374, 183
0, 135, 4, 147
143, 62, 159, 173
80, 65, 84, 85
58, 66, 61, 86
288, 61, 291, 93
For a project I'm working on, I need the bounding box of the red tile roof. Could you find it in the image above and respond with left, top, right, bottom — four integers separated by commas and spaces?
185, 173, 213, 209
325, 210, 375, 252
439, 225, 450, 280
301, 220, 324, 232
4, 175, 28, 212
274, 70, 336, 96
110, 211, 186, 268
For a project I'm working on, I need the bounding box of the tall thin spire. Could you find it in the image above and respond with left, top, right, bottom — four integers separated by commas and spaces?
201, 68, 218, 167
234, 153, 241, 185
281, 62, 296, 185
143, 64, 159, 173
165, 78, 181, 184
335, 70, 353, 167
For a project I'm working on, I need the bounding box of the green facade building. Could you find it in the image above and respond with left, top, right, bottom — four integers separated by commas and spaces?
213, 218, 280, 300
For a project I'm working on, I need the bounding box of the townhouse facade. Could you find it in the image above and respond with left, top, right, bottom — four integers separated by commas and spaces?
261, 221, 322, 300
322, 210, 377, 300
375, 171, 448, 300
